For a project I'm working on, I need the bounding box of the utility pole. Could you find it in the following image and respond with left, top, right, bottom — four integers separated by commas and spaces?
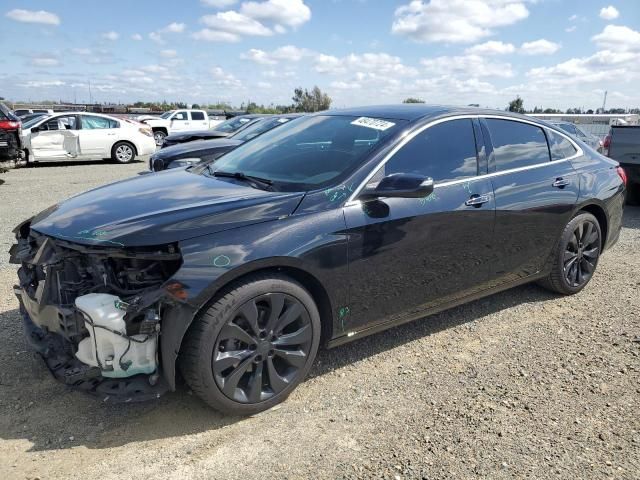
88, 79, 93, 105
601, 90, 607, 113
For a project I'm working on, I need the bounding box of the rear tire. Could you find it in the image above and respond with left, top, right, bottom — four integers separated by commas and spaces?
111, 141, 136, 164
179, 274, 321, 415
539, 212, 602, 295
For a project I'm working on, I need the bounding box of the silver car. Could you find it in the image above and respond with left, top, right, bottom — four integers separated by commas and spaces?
549, 121, 604, 153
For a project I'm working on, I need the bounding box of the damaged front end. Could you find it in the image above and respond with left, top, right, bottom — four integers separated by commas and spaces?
10, 220, 183, 402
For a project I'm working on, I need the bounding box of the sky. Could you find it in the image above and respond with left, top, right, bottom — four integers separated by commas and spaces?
1, 0, 639, 110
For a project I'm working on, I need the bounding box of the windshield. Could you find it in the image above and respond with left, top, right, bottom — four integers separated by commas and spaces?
160, 111, 174, 119
231, 117, 292, 142
204, 115, 406, 191
214, 116, 254, 133
24, 114, 50, 128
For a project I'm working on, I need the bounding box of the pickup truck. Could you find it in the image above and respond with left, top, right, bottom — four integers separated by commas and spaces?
605, 125, 640, 204
139, 109, 224, 146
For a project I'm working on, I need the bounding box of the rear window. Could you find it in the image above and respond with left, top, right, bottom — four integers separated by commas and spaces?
190, 111, 205, 121
486, 119, 550, 171
547, 130, 577, 160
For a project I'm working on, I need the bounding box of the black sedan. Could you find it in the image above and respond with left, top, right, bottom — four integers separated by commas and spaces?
10, 105, 625, 415
149, 114, 302, 172
161, 114, 266, 148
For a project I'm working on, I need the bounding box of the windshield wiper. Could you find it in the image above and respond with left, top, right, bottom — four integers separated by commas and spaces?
211, 169, 274, 191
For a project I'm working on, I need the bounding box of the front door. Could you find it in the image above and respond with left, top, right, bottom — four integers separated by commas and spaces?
170, 111, 190, 132
30, 115, 81, 160
481, 118, 580, 284
344, 118, 496, 332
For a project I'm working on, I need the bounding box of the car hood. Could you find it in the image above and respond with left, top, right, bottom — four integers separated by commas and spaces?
153, 138, 243, 160
30, 169, 304, 247
166, 129, 230, 142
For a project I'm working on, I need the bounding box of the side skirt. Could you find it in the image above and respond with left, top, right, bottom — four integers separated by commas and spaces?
326, 272, 548, 349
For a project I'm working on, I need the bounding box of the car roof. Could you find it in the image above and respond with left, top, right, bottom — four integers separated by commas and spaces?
320, 104, 532, 122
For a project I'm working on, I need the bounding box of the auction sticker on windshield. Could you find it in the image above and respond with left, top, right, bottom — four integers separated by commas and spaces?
351, 117, 396, 131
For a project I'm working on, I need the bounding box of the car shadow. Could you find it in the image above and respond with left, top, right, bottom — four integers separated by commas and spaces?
27, 159, 143, 168
0, 282, 557, 452
622, 204, 640, 229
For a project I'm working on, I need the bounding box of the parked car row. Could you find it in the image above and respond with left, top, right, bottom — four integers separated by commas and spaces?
10, 105, 626, 415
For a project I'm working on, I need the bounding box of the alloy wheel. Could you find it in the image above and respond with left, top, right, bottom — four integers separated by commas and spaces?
563, 219, 600, 288
212, 293, 313, 404
115, 144, 133, 162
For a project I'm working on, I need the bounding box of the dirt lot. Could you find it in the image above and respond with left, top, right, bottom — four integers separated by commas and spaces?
0, 161, 639, 480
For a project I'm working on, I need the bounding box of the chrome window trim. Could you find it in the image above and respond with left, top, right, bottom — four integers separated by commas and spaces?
345, 114, 583, 204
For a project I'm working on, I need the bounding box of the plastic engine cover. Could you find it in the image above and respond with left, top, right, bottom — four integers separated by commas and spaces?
75, 293, 157, 378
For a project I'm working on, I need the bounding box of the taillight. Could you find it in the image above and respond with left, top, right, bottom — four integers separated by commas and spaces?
0, 120, 20, 130
139, 127, 153, 137
603, 134, 611, 148
616, 166, 627, 187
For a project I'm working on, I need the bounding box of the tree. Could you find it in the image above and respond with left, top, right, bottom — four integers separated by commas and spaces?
507, 96, 525, 113
403, 97, 425, 103
292, 86, 332, 112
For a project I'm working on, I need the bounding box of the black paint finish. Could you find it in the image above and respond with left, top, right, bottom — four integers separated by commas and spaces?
20, 106, 625, 383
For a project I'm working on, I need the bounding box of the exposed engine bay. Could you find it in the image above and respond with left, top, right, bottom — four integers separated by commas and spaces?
10, 223, 182, 401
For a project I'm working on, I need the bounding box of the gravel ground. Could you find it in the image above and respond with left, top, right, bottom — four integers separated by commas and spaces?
0, 162, 639, 480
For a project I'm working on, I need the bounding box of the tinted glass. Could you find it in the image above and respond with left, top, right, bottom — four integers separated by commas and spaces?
381, 119, 478, 183
190, 111, 205, 121
207, 115, 406, 191
81, 116, 111, 130
232, 117, 290, 142
547, 130, 577, 160
215, 117, 253, 133
557, 123, 577, 135
486, 119, 550, 170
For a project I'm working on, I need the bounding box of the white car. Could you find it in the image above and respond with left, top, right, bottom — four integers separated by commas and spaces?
21, 112, 156, 164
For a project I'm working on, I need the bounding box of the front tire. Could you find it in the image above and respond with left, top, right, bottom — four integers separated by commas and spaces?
153, 130, 166, 146
179, 274, 321, 415
539, 212, 602, 295
111, 141, 136, 164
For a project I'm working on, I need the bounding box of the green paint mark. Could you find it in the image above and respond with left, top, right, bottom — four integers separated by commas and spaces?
213, 254, 231, 267
114, 299, 129, 311
418, 192, 439, 206
338, 306, 350, 331
462, 181, 472, 194
324, 183, 355, 202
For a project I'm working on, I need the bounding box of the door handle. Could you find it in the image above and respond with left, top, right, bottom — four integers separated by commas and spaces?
552, 178, 570, 188
465, 194, 491, 207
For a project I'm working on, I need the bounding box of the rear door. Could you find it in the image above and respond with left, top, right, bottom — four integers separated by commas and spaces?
344, 118, 496, 331
189, 111, 209, 130
77, 115, 119, 157
482, 117, 580, 285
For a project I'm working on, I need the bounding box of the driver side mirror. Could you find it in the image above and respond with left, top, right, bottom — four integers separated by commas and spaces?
360, 173, 434, 200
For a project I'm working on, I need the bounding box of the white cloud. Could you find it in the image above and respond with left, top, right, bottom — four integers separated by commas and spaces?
160, 49, 178, 58
392, 0, 529, 43
520, 39, 560, 55
420, 54, 514, 78
131, 33, 143, 41
102, 31, 119, 41
18, 80, 65, 88
565, 26, 577, 33
592, 25, 640, 52
30, 57, 61, 67
6, 9, 60, 26
192, 29, 240, 42
200, 11, 273, 36
211, 66, 242, 87
201, 0, 238, 7
568, 14, 578, 21
71, 48, 91, 56
315, 52, 418, 77
161, 22, 186, 33
330, 81, 361, 90
599, 6, 619, 20
241, 45, 311, 64
149, 31, 165, 44
240, 0, 311, 28
257, 81, 272, 88
465, 40, 515, 55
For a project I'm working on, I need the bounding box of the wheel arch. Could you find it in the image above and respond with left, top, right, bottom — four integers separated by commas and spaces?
152, 126, 168, 135
576, 202, 608, 248
161, 260, 336, 390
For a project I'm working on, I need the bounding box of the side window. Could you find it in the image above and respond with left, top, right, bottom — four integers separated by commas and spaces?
485, 119, 550, 171
190, 111, 205, 121
81, 115, 111, 130
547, 130, 577, 160
108, 119, 119, 128
42, 116, 77, 131
381, 119, 479, 183
173, 111, 188, 121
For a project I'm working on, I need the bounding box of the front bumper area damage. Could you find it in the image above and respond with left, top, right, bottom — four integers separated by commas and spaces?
10, 222, 183, 402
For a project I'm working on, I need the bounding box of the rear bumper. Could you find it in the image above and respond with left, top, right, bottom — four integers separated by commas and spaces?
620, 163, 640, 185
0, 130, 23, 161
136, 137, 157, 156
